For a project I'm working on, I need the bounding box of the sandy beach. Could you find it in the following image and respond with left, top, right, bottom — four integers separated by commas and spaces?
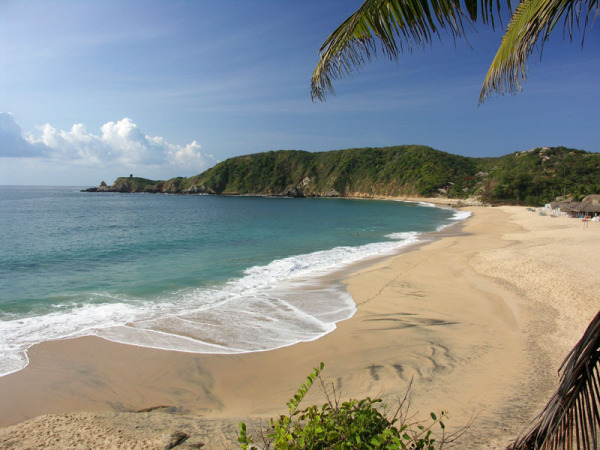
0, 205, 598, 449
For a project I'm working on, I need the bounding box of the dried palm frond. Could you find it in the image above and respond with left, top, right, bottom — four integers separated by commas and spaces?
508, 310, 600, 450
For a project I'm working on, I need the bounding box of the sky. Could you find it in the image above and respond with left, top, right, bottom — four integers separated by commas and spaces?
1, 0, 598, 186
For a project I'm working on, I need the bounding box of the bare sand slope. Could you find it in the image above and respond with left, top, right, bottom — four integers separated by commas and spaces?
1, 206, 598, 449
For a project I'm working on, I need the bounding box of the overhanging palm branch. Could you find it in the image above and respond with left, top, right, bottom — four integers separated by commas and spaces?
311, 0, 598, 103
311, 0, 494, 101
508, 310, 600, 450
480, 0, 600, 103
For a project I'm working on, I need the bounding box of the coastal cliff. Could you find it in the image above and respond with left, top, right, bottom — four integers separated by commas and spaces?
84, 145, 600, 206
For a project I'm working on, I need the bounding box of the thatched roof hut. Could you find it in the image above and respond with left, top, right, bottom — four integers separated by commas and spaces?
548, 195, 600, 217
582, 194, 600, 203
574, 195, 600, 214
555, 201, 581, 213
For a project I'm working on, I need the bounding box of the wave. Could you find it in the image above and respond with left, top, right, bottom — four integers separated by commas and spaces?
436, 209, 471, 231
0, 206, 471, 378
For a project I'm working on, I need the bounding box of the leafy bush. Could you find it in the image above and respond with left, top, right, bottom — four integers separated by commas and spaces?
238, 363, 454, 449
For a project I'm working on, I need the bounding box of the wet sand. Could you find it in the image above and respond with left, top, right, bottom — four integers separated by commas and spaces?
1, 205, 598, 449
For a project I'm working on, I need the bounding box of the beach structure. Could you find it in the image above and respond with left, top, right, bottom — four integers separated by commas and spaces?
574, 194, 600, 216
547, 201, 576, 217
547, 195, 600, 218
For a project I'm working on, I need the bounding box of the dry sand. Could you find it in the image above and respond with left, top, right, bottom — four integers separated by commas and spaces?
0, 205, 598, 449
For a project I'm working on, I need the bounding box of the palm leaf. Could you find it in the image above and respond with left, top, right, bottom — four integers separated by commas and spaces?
479, 0, 599, 103
311, 0, 506, 101
312, 0, 597, 103
508, 310, 600, 450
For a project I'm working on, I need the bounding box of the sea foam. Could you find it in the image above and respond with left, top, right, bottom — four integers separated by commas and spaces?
0, 231, 425, 377
0, 198, 472, 378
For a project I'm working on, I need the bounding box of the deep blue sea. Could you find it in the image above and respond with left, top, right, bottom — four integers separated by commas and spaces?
0, 186, 468, 377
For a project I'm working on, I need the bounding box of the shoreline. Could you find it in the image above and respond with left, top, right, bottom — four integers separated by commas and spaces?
0, 197, 462, 379
1, 206, 598, 448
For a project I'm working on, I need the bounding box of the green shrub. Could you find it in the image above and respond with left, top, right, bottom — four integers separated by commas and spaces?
238, 363, 453, 449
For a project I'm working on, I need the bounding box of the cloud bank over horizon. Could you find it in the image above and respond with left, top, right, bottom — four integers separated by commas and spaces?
0, 113, 215, 184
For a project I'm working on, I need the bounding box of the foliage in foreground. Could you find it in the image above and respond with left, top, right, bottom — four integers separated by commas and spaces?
238, 363, 456, 449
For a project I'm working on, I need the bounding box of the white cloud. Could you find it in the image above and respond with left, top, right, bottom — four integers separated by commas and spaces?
167, 140, 213, 167
0, 113, 215, 174
0, 112, 48, 157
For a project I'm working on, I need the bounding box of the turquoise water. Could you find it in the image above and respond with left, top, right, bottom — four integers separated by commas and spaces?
0, 186, 467, 376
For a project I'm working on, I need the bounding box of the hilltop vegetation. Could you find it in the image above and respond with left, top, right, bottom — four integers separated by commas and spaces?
90, 145, 600, 206
476, 147, 600, 205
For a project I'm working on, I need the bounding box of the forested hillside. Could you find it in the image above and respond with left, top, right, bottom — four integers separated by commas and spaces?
89, 145, 600, 206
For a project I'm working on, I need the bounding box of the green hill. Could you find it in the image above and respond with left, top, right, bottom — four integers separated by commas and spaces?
91, 145, 600, 206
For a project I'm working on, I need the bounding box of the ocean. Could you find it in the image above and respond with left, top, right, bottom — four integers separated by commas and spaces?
0, 186, 469, 377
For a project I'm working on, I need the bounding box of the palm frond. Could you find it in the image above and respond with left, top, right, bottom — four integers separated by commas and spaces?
311, 0, 486, 101
508, 310, 600, 450
311, 0, 512, 101
479, 0, 599, 103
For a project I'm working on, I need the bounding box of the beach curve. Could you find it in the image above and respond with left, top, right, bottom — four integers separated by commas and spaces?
0, 205, 598, 449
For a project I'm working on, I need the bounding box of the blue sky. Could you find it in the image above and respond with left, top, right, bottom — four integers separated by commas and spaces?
1, 0, 598, 186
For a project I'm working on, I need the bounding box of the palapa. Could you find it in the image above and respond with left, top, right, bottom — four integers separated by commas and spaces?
557, 201, 581, 213
574, 195, 600, 214
574, 202, 600, 214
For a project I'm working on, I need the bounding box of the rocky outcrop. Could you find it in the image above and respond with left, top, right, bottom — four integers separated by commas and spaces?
81, 180, 134, 193
82, 179, 220, 195
183, 185, 216, 195
282, 186, 304, 198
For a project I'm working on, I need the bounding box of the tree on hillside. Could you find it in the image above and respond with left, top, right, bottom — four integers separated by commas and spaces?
311, 0, 598, 104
